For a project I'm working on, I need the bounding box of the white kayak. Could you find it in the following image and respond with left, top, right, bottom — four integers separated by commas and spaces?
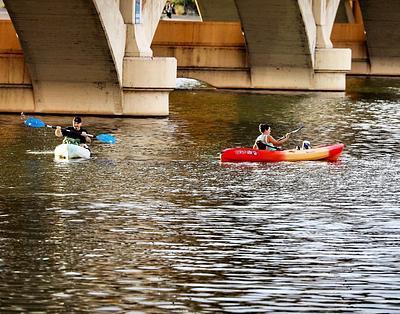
54, 144, 91, 160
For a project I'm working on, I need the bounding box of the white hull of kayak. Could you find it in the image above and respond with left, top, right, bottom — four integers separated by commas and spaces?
54, 144, 91, 160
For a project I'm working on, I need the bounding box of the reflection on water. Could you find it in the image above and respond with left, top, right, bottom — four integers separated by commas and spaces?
0, 77, 400, 312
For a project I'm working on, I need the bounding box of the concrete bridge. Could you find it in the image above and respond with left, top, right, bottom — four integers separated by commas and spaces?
1, 0, 400, 116
152, 0, 400, 89
1, 0, 176, 116
190, 0, 352, 91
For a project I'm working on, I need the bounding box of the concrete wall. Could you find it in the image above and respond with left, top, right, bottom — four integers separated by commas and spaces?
332, 23, 367, 74
152, 21, 246, 69
152, 20, 248, 88
0, 20, 29, 85
0, 19, 34, 112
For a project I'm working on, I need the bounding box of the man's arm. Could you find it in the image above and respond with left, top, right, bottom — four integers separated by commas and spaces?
81, 131, 91, 144
55, 126, 63, 137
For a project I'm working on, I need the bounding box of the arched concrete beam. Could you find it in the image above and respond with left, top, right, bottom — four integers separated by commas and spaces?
235, 0, 312, 68
3, 0, 122, 84
195, 0, 239, 21
359, 0, 400, 75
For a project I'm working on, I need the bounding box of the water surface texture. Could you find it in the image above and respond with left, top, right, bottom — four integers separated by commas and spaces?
1, 77, 400, 312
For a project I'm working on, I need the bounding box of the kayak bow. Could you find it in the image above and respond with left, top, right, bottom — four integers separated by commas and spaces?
54, 144, 91, 160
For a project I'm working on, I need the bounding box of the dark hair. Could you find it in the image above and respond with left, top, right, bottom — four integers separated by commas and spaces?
73, 116, 82, 123
259, 123, 270, 133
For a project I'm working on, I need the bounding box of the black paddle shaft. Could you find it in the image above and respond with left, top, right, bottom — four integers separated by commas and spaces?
47, 125, 93, 137
278, 125, 304, 141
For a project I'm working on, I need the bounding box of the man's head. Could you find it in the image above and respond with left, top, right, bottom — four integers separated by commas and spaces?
73, 116, 82, 129
259, 123, 270, 133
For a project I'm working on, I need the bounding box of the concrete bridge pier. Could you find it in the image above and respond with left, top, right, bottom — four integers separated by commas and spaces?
120, 0, 176, 116
311, 0, 352, 90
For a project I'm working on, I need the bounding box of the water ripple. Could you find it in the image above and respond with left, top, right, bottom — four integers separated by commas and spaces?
1, 78, 400, 312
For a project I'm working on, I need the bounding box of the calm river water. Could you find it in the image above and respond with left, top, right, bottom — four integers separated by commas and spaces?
1, 77, 400, 313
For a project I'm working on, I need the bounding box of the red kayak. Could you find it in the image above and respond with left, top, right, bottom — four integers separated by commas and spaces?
220, 143, 344, 162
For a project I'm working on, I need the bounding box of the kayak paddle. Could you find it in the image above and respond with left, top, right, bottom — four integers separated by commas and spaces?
23, 116, 116, 144
278, 125, 304, 141
24, 116, 46, 128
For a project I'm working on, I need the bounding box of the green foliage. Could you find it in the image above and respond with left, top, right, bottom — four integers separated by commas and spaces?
166, 0, 198, 16
171, 0, 196, 7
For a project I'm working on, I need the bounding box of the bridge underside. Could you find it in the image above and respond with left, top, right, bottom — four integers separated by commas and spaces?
236, 0, 312, 69
4, 0, 119, 83
359, 0, 400, 75
196, 0, 238, 21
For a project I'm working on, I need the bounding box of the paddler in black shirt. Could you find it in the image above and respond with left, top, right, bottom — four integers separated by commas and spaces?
55, 116, 91, 147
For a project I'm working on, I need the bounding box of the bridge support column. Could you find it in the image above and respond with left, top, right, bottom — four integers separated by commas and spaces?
300, 0, 351, 90
122, 57, 176, 116
314, 47, 351, 90
120, 0, 176, 116
313, 0, 339, 49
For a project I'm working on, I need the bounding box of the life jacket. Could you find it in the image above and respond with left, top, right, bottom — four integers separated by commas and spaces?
62, 127, 88, 144
63, 137, 81, 145
255, 134, 278, 151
